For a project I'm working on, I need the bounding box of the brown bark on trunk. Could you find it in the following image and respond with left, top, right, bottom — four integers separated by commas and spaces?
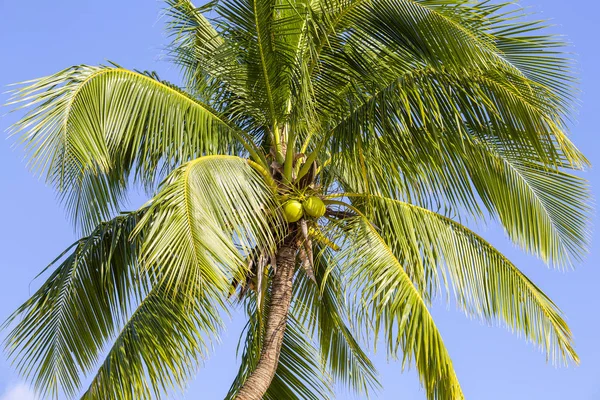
234, 236, 298, 400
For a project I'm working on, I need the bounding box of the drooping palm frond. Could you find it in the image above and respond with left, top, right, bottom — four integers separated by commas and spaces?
480, 2, 576, 100
309, 1, 586, 198
321, 59, 584, 169
311, 3, 589, 241
338, 194, 579, 365
3, 211, 146, 398
81, 285, 223, 400
136, 155, 284, 298
312, 0, 577, 112
326, 129, 591, 268
332, 215, 464, 400
463, 136, 591, 268
4, 155, 283, 399
7, 65, 263, 233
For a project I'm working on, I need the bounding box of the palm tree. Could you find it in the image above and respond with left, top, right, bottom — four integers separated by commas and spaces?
3, 0, 591, 399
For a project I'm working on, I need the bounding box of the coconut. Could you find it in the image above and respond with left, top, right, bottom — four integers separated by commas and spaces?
302, 196, 326, 218
283, 200, 303, 222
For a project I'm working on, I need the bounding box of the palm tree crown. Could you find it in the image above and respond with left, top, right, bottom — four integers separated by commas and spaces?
4, 0, 591, 399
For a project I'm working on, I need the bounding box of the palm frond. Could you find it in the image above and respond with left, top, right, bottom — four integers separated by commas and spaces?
313, 0, 575, 108
136, 155, 284, 299
81, 285, 222, 400
324, 63, 583, 167
309, 1, 586, 193
164, 0, 227, 99
216, 0, 285, 126
3, 211, 146, 398
464, 136, 591, 267
7, 65, 262, 233
341, 194, 579, 365
326, 128, 591, 268
334, 215, 464, 400
293, 239, 381, 397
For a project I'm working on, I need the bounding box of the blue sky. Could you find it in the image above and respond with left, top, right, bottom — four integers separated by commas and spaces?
0, 1, 598, 399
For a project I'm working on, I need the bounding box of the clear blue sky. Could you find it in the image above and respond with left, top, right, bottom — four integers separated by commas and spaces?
0, 1, 598, 399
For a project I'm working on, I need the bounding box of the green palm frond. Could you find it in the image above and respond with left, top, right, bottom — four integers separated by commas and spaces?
339, 194, 579, 365
464, 136, 591, 267
164, 0, 227, 99
324, 64, 583, 168
325, 130, 483, 218
216, 0, 288, 126
3, 211, 146, 398
136, 155, 284, 298
481, 2, 576, 99
81, 285, 222, 400
310, 0, 586, 181
327, 130, 590, 268
333, 215, 464, 400
167, 0, 314, 138
7, 65, 262, 233
312, 0, 575, 106
264, 321, 333, 400
165, 0, 270, 133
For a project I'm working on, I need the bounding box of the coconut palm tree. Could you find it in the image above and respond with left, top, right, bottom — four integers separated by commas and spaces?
3, 0, 591, 399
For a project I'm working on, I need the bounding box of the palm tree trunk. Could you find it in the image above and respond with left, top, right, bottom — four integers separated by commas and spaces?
235, 236, 297, 400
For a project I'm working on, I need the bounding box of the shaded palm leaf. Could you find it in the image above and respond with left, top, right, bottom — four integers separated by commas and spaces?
3, 211, 146, 398
294, 243, 381, 397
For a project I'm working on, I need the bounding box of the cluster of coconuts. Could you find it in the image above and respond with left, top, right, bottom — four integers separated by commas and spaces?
283, 196, 326, 223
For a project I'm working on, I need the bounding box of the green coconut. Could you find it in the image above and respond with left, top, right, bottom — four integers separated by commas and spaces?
302, 196, 326, 218
283, 200, 303, 222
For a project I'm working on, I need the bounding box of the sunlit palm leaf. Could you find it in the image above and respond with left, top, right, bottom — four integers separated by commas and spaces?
216, 0, 289, 126
312, 0, 586, 193
328, 130, 591, 268
464, 137, 591, 267
341, 194, 579, 365
81, 285, 222, 400
136, 155, 284, 298
7, 66, 260, 233
335, 216, 464, 400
